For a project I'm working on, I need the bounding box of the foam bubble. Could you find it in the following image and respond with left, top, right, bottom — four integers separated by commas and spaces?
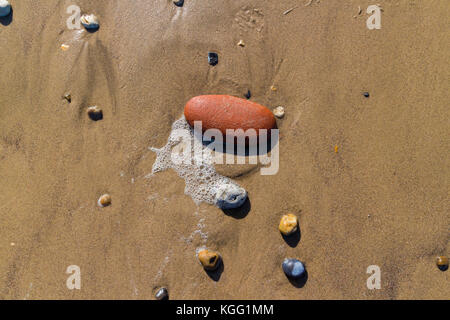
150, 116, 247, 209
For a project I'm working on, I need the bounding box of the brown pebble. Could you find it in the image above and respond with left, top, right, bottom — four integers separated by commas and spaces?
279, 214, 299, 236
97, 194, 112, 207
198, 249, 221, 271
436, 256, 448, 271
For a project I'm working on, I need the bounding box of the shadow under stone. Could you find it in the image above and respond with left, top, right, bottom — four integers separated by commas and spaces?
222, 197, 251, 220
205, 259, 224, 282
286, 269, 308, 289
282, 227, 301, 248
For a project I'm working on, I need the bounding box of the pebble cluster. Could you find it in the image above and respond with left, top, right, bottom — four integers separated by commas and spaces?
6, 2, 441, 299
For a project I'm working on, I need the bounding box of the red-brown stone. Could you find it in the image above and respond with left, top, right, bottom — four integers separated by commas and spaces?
184, 95, 276, 137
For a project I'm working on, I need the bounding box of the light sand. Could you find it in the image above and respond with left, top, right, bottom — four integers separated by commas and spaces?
0, 0, 449, 299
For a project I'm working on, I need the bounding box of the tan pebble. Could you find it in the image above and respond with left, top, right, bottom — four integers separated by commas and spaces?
279, 214, 299, 236
273, 106, 285, 119
98, 194, 112, 207
237, 40, 245, 47
270, 85, 277, 92
198, 249, 221, 271
87, 106, 103, 121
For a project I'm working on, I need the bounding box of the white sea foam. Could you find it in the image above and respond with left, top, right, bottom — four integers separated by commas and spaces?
150, 116, 247, 209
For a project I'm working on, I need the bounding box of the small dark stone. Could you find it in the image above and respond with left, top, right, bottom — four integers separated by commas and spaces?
87, 106, 103, 121
363, 92, 370, 98
155, 287, 169, 300
208, 52, 219, 66
173, 0, 184, 7
244, 90, 251, 99
282, 258, 305, 279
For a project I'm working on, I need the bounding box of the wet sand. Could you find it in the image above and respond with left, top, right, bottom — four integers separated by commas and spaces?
0, 0, 449, 299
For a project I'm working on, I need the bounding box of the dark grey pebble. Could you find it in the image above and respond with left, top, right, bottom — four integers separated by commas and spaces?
87, 106, 103, 121
244, 90, 251, 99
208, 52, 219, 66
282, 258, 305, 279
173, 0, 184, 7
155, 287, 169, 300
363, 92, 370, 98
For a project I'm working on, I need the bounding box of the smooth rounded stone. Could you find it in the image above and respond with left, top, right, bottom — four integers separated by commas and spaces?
0, 0, 11, 17
97, 194, 112, 207
173, 0, 184, 7
198, 249, 221, 271
436, 256, 448, 271
238, 40, 245, 47
155, 287, 169, 300
273, 106, 285, 119
80, 14, 99, 30
208, 52, 219, 66
184, 95, 276, 137
279, 214, 298, 236
215, 184, 247, 210
282, 258, 305, 279
87, 106, 103, 121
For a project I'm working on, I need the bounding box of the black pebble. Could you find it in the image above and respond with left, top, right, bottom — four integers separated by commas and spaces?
155, 287, 169, 300
208, 52, 219, 66
173, 0, 184, 7
363, 92, 370, 98
244, 90, 251, 99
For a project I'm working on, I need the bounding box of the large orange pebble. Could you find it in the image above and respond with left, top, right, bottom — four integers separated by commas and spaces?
184, 95, 276, 137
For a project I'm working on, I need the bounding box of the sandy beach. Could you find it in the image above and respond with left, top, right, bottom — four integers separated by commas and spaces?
0, 0, 449, 299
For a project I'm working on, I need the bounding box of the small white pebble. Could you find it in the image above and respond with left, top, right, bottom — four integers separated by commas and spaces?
273, 106, 285, 119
